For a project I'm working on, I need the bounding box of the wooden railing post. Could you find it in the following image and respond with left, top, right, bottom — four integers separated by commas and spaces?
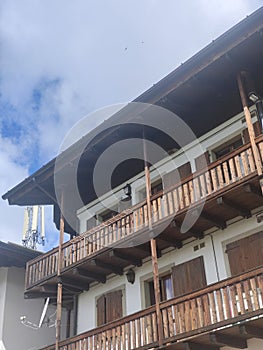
56, 191, 64, 350
143, 135, 163, 346
237, 72, 263, 192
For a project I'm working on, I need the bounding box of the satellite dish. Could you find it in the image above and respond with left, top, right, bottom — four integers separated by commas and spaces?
38, 297, 50, 328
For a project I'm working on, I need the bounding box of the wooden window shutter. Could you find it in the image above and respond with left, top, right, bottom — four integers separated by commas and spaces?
105, 290, 123, 323
242, 121, 261, 143
97, 295, 106, 326
163, 162, 191, 188
172, 256, 207, 298
195, 152, 210, 171
226, 231, 263, 276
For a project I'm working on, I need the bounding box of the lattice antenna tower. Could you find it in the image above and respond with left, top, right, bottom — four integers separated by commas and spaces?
22, 206, 45, 250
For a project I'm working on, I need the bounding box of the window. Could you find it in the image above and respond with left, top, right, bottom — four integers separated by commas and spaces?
145, 274, 173, 307
212, 135, 243, 160
97, 289, 123, 326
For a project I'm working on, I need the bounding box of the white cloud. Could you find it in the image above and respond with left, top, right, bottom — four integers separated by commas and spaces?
0, 0, 262, 245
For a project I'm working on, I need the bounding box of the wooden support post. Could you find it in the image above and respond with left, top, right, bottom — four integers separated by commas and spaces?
237, 72, 263, 185
56, 193, 64, 350
143, 134, 163, 346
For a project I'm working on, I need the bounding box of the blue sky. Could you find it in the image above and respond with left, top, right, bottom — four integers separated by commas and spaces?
0, 0, 262, 250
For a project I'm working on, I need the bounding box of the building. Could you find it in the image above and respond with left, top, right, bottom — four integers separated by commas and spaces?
2, 6, 263, 350
0, 241, 63, 350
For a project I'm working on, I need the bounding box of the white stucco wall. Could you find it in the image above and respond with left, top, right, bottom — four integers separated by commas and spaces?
1, 266, 59, 350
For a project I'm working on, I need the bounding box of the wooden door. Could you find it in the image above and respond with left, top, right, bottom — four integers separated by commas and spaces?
172, 256, 207, 298
226, 231, 263, 276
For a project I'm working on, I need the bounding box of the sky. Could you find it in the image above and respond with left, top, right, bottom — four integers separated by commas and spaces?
0, 0, 262, 251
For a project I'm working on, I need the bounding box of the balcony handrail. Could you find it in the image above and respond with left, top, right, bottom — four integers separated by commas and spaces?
26, 138, 263, 289
40, 265, 263, 350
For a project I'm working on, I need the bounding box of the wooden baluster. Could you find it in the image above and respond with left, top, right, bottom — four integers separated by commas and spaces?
141, 316, 146, 346
250, 277, 259, 310
193, 177, 201, 201
162, 308, 169, 338
256, 274, 263, 300
117, 326, 121, 350
222, 162, 230, 185
163, 194, 169, 218
202, 294, 211, 326
210, 168, 218, 191
183, 183, 190, 206
117, 220, 121, 241
139, 207, 144, 228
222, 287, 231, 319
134, 210, 139, 231
121, 324, 126, 350
146, 315, 153, 344
136, 318, 141, 347
179, 303, 186, 333
217, 165, 224, 188
199, 174, 206, 198
112, 328, 116, 350
157, 197, 163, 219
228, 158, 236, 182
241, 151, 250, 175
229, 285, 238, 317
167, 306, 174, 338
152, 312, 157, 343
196, 297, 204, 328
258, 141, 263, 160
236, 282, 245, 314
247, 148, 255, 172
131, 320, 136, 349
167, 191, 174, 215
172, 188, 179, 213
112, 223, 117, 243
144, 204, 148, 227
178, 186, 184, 209
190, 299, 198, 330
121, 218, 126, 237
174, 304, 181, 334
205, 171, 212, 195
208, 292, 217, 324
152, 200, 158, 223
243, 279, 253, 312
216, 290, 224, 321
234, 155, 243, 178
188, 180, 195, 203
184, 301, 191, 332
126, 323, 131, 350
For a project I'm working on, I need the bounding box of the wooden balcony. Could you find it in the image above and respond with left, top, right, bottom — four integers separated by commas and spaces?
41, 266, 263, 350
25, 136, 263, 296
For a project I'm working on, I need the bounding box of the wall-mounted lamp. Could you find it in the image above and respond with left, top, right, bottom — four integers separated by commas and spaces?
126, 268, 135, 284
248, 91, 263, 127
122, 183, 132, 201
249, 91, 262, 103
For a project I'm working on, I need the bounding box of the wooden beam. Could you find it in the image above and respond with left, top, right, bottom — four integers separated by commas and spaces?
171, 219, 203, 239
239, 324, 263, 339
135, 243, 162, 258
184, 342, 219, 350
91, 259, 123, 275
73, 267, 106, 284
110, 250, 142, 267
158, 236, 183, 249
243, 183, 262, 197
210, 333, 247, 349
217, 197, 251, 218
61, 276, 89, 291
200, 211, 226, 229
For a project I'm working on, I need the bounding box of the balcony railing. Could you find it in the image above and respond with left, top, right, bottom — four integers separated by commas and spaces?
26, 136, 263, 290
41, 266, 263, 350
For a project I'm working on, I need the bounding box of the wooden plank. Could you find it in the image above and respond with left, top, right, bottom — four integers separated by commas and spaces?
222, 287, 231, 319
216, 165, 224, 188
236, 282, 245, 314
222, 162, 230, 184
